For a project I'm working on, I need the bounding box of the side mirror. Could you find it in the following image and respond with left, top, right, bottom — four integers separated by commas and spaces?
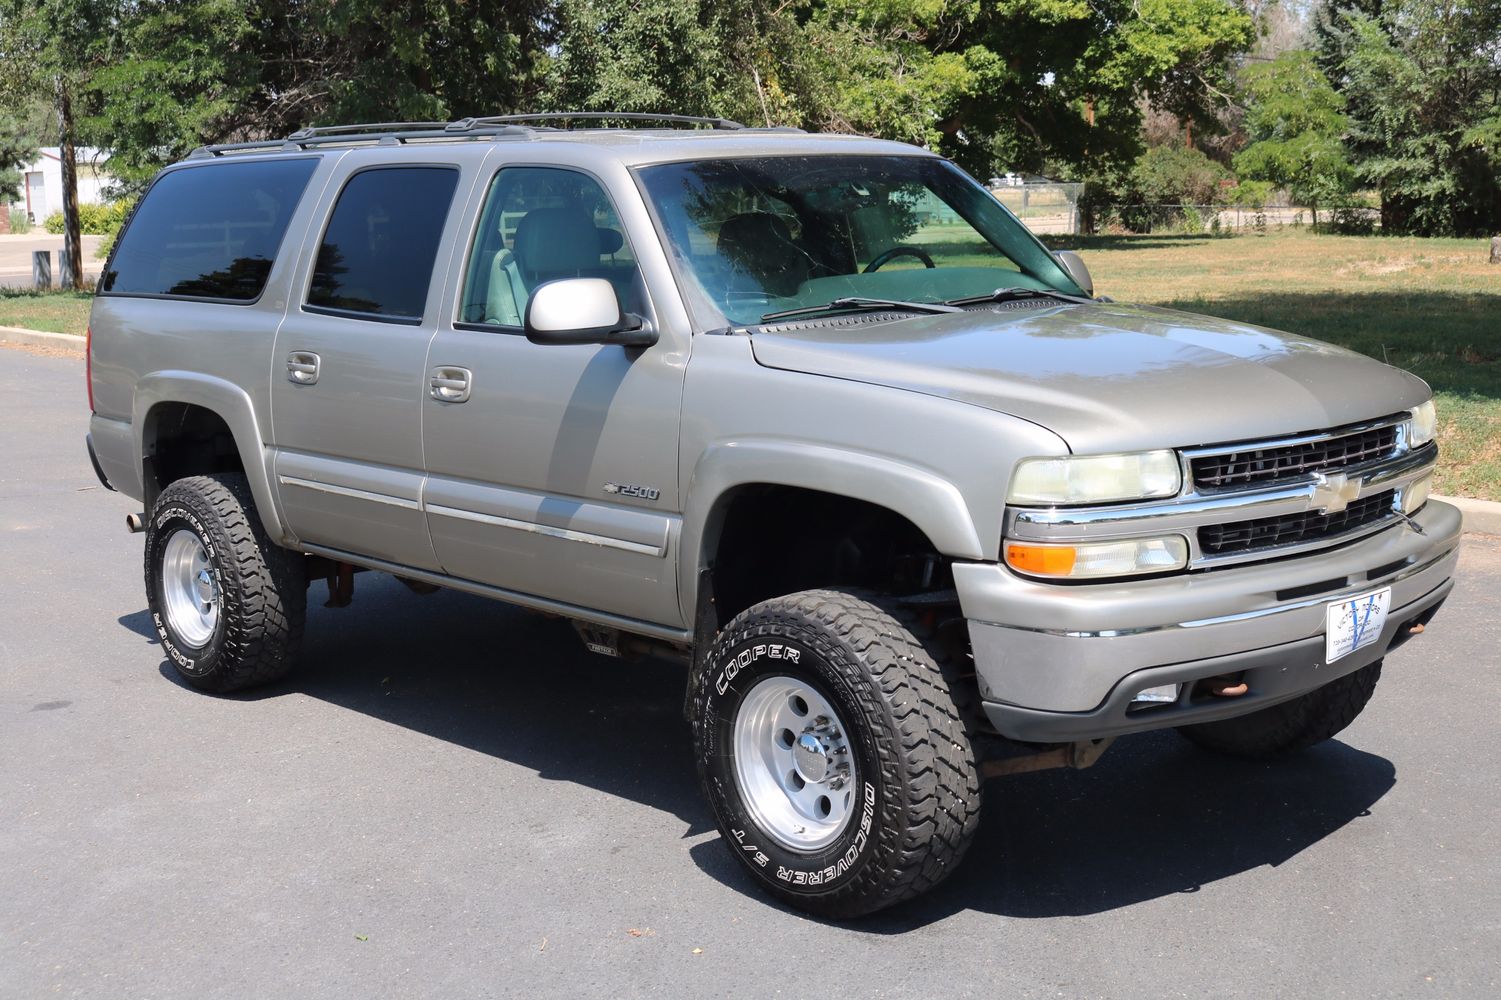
524, 278, 657, 348
1053, 250, 1094, 298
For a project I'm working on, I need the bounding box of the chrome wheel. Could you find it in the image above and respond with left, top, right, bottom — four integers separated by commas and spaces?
732, 675, 858, 852
160, 528, 219, 648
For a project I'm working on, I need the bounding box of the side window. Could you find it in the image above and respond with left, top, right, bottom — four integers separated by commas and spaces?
459, 167, 642, 328
306, 166, 459, 322
102, 158, 317, 301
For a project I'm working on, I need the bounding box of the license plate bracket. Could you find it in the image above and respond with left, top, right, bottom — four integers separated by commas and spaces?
1325, 587, 1391, 663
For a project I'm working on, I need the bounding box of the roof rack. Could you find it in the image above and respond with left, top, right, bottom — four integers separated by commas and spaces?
189, 123, 533, 158
187, 110, 787, 158
458, 112, 747, 130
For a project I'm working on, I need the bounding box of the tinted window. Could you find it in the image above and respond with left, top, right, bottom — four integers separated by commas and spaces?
102, 158, 317, 300
306, 167, 459, 322
459, 167, 642, 328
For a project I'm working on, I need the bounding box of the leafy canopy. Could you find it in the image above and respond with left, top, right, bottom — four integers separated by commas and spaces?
1232, 50, 1353, 215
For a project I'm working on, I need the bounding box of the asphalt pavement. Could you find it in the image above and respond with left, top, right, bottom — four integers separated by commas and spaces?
2, 343, 1498, 999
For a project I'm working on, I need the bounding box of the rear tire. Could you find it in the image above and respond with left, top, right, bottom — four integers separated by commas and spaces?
691, 589, 982, 918
144, 474, 305, 693
1176, 660, 1382, 759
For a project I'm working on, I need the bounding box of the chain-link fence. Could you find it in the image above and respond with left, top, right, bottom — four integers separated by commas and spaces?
989, 182, 1084, 235
1088, 204, 1380, 235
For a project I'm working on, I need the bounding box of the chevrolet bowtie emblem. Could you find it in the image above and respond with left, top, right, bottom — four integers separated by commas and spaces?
1310, 471, 1362, 514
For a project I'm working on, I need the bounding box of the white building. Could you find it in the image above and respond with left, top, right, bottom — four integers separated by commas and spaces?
9, 147, 117, 224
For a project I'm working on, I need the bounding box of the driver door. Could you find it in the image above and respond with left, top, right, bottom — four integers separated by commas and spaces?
420, 164, 688, 626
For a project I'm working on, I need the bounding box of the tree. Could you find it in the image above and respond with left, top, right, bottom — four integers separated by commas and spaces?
1132, 144, 1232, 205
82, 0, 256, 187
803, 0, 1256, 178
1334, 1, 1501, 235
0, 116, 37, 205
545, 0, 823, 127
83, 1, 555, 191
544, 0, 1257, 180
1233, 50, 1353, 225
0, 0, 119, 289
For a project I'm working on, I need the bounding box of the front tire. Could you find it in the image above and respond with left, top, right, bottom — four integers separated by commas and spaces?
691, 590, 982, 918
144, 474, 305, 693
1176, 660, 1383, 758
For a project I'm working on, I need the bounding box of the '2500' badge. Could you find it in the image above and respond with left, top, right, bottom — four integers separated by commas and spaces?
602, 482, 660, 501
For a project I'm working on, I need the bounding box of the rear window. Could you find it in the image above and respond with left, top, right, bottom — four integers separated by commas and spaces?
305, 166, 459, 322
102, 158, 318, 301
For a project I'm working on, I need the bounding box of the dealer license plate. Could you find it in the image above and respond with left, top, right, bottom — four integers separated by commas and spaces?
1325, 588, 1391, 663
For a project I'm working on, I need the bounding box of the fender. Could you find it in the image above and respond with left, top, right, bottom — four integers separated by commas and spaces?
678, 438, 984, 625
132, 371, 292, 545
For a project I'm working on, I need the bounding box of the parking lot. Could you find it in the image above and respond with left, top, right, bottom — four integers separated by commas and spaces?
2, 343, 1498, 999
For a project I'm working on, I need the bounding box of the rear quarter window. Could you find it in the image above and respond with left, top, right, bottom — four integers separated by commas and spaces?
101, 158, 318, 302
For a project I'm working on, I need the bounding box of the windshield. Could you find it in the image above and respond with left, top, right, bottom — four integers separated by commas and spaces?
636, 154, 1084, 327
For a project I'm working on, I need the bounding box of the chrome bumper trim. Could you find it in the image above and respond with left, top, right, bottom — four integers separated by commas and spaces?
1005, 443, 1437, 568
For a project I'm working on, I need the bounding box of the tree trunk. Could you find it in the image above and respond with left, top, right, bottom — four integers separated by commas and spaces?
56, 78, 85, 292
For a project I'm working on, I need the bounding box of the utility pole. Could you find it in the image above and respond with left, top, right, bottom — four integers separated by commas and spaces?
56, 76, 84, 291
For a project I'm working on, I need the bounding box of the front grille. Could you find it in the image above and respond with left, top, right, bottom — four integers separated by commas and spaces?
1199, 490, 1396, 556
1191, 423, 1399, 490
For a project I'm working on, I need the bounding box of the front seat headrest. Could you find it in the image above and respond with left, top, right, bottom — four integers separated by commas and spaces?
513, 206, 601, 287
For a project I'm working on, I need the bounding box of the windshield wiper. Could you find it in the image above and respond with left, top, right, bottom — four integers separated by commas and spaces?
760, 297, 963, 323
943, 286, 1096, 307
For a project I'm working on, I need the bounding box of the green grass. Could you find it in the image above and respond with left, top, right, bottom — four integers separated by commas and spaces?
0, 289, 92, 336
1046, 229, 1501, 500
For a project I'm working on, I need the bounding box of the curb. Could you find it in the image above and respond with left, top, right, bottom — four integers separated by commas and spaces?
0, 325, 85, 352
1434, 495, 1501, 536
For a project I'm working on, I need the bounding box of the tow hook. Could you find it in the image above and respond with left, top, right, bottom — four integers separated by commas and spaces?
1203, 674, 1249, 698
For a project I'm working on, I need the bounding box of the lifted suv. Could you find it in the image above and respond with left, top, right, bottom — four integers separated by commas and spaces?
86, 113, 1459, 917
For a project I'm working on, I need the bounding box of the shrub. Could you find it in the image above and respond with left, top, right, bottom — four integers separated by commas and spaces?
1227, 180, 1276, 208
42, 199, 134, 236
7, 208, 30, 234
1131, 146, 1232, 206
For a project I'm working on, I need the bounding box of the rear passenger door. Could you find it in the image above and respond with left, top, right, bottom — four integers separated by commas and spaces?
270, 157, 464, 570
421, 164, 688, 626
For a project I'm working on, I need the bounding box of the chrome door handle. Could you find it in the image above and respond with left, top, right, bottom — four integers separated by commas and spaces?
429, 366, 472, 403
286, 351, 320, 385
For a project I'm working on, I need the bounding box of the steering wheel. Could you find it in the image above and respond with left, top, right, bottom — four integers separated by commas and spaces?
863, 245, 936, 273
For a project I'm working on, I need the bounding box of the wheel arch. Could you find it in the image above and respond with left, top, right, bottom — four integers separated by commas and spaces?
679, 440, 983, 627
133, 372, 288, 543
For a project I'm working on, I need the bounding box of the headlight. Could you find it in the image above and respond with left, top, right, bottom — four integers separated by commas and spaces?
1005, 535, 1190, 579
1407, 400, 1437, 448
1007, 451, 1182, 506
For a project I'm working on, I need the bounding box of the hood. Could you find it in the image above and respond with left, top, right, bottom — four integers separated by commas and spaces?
749, 301, 1431, 453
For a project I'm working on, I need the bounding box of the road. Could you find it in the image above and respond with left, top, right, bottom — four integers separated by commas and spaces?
0, 233, 105, 289
2, 343, 1498, 999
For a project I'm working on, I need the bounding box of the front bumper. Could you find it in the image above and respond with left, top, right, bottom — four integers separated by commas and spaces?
957, 500, 1461, 742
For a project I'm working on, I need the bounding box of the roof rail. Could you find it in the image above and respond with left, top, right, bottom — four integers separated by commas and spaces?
186, 110, 772, 159
284, 121, 451, 141
189, 123, 533, 158
465, 112, 748, 130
